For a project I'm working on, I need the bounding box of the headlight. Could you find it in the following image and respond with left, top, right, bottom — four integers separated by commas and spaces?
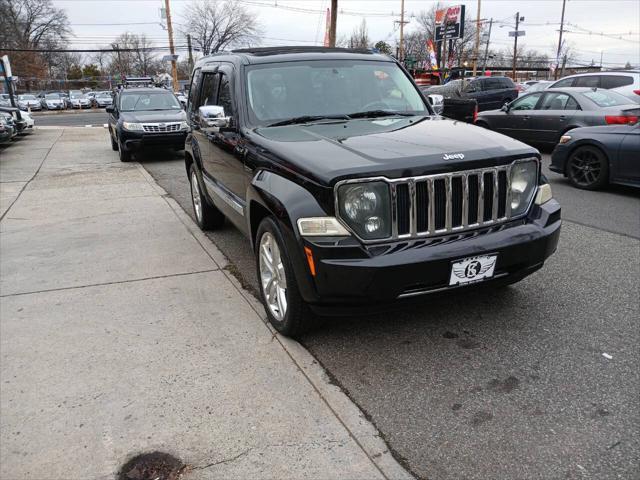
509, 159, 538, 216
535, 183, 553, 205
337, 182, 391, 240
122, 122, 144, 131
559, 135, 571, 144
297, 217, 350, 237
180, 121, 189, 130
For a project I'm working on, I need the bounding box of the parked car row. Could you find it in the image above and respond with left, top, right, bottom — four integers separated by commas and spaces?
0, 107, 34, 144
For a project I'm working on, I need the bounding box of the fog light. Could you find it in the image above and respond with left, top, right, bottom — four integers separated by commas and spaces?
364, 216, 382, 233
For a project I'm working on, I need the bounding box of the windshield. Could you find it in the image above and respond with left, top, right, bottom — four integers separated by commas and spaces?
119, 92, 181, 111
581, 89, 631, 107
245, 60, 428, 125
97, 93, 111, 98
70, 93, 86, 99
45, 94, 61, 99
19, 95, 36, 100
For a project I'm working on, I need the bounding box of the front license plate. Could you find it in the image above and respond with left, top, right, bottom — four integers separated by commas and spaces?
449, 255, 498, 286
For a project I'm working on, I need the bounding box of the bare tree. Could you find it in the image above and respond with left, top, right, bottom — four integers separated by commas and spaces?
180, 0, 261, 55
107, 33, 162, 78
0, 0, 70, 89
348, 20, 370, 49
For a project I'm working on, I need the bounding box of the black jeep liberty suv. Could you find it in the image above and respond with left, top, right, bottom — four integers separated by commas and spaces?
184, 47, 561, 336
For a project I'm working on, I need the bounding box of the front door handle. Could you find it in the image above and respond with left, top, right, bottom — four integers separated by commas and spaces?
522, 116, 530, 120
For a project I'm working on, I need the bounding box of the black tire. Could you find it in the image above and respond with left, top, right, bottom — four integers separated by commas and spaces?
188, 164, 224, 230
566, 145, 608, 190
255, 216, 318, 337
110, 129, 118, 151
117, 136, 132, 162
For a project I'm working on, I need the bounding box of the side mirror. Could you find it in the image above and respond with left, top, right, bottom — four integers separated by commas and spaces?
428, 94, 444, 114
105, 105, 114, 113
199, 105, 231, 129
501, 103, 510, 112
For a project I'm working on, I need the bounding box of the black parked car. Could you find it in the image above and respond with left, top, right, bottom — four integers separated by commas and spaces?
421, 76, 518, 112
475, 88, 639, 147
185, 47, 561, 336
550, 123, 639, 189
106, 87, 188, 161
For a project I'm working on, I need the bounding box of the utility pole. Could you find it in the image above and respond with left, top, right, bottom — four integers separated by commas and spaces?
482, 18, 493, 73
554, 0, 567, 80
399, 0, 406, 62
164, 0, 179, 92
599, 50, 603, 69
472, 0, 481, 76
187, 34, 194, 73
329, 0, 338, 47
512, 12, 520, 81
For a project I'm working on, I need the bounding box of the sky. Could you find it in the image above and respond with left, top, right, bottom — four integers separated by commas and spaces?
53, 0, 640, 68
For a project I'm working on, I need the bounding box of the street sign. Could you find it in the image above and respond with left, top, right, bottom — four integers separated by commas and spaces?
435, 23, 462, 41
435, 4, 466, 40
508, 31, 526, 37
162, 54, 179, 62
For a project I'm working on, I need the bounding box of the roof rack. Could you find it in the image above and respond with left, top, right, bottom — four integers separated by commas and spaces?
230, 46, 374, 56
123, 76, 155, 88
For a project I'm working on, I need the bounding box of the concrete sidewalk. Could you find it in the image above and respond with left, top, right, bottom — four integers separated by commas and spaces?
0, 129, 411, 479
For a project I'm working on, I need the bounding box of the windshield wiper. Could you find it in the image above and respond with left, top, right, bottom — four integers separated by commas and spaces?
267, 114, 349, 127
346, 110, 415, 119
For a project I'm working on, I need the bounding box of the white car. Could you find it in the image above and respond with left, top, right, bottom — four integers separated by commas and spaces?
17, 94, 42, 111
550, 71, 640, 103
20, 111, 35, 132
94, 93, 113, 108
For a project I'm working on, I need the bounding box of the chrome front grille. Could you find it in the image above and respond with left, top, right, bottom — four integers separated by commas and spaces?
336, 162, 540, 243
142, 122, 181, 133
391, 165, 512, 239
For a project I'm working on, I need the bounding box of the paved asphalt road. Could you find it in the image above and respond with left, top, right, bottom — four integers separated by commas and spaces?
38, 115, 640, 479
32, 110, 108, 127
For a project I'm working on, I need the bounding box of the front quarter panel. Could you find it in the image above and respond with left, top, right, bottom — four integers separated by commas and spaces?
247, 170, 335, 303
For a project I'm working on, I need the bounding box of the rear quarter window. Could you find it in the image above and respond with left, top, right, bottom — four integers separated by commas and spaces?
581, 90, 630, 107
600, 75, 634, 89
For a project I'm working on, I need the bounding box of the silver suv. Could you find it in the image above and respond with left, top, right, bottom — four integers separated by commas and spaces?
550, 71, 639, 102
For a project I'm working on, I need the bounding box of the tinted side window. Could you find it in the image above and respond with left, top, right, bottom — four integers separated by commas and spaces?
485, 78, 502, 90
553, 77, 574, 88
199, 73, 220, 107
218, 73, 234, 117
188, 69, 202, 113
574, 76, 600, 88
601, 75, 634, 89
539, 92, 578, 110
511, 93, 543, 110
500, 77, 515, 88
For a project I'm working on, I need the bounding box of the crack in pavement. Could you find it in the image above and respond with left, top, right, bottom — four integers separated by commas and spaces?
193, 448, 253, 470
0, 269, 219, 298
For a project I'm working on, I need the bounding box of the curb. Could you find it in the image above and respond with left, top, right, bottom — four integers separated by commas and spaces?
135, 163, 415, 480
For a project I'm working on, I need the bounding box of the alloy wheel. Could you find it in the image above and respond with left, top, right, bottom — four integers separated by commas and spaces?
190, 171, 203, 224
569, 150, 602, 187
259, 232, 287, 322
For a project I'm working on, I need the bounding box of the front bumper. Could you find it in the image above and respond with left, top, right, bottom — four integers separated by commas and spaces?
119, 128, 187, 151
550, 144, 570, 175
297, 199, 561, 313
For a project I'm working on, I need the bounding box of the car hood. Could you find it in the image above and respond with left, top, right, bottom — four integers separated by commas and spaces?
250, 116, 537, 186
120, 110, 186, 123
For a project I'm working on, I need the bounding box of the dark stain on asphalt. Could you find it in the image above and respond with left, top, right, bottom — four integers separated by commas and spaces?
451, 403, 463, 411
118, 452, 186, 480
456, 338, 480, 349
592, 407, 610, 418
443, 331, 459, 339
470, 411, 493, 427
487, 376, 520, 393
